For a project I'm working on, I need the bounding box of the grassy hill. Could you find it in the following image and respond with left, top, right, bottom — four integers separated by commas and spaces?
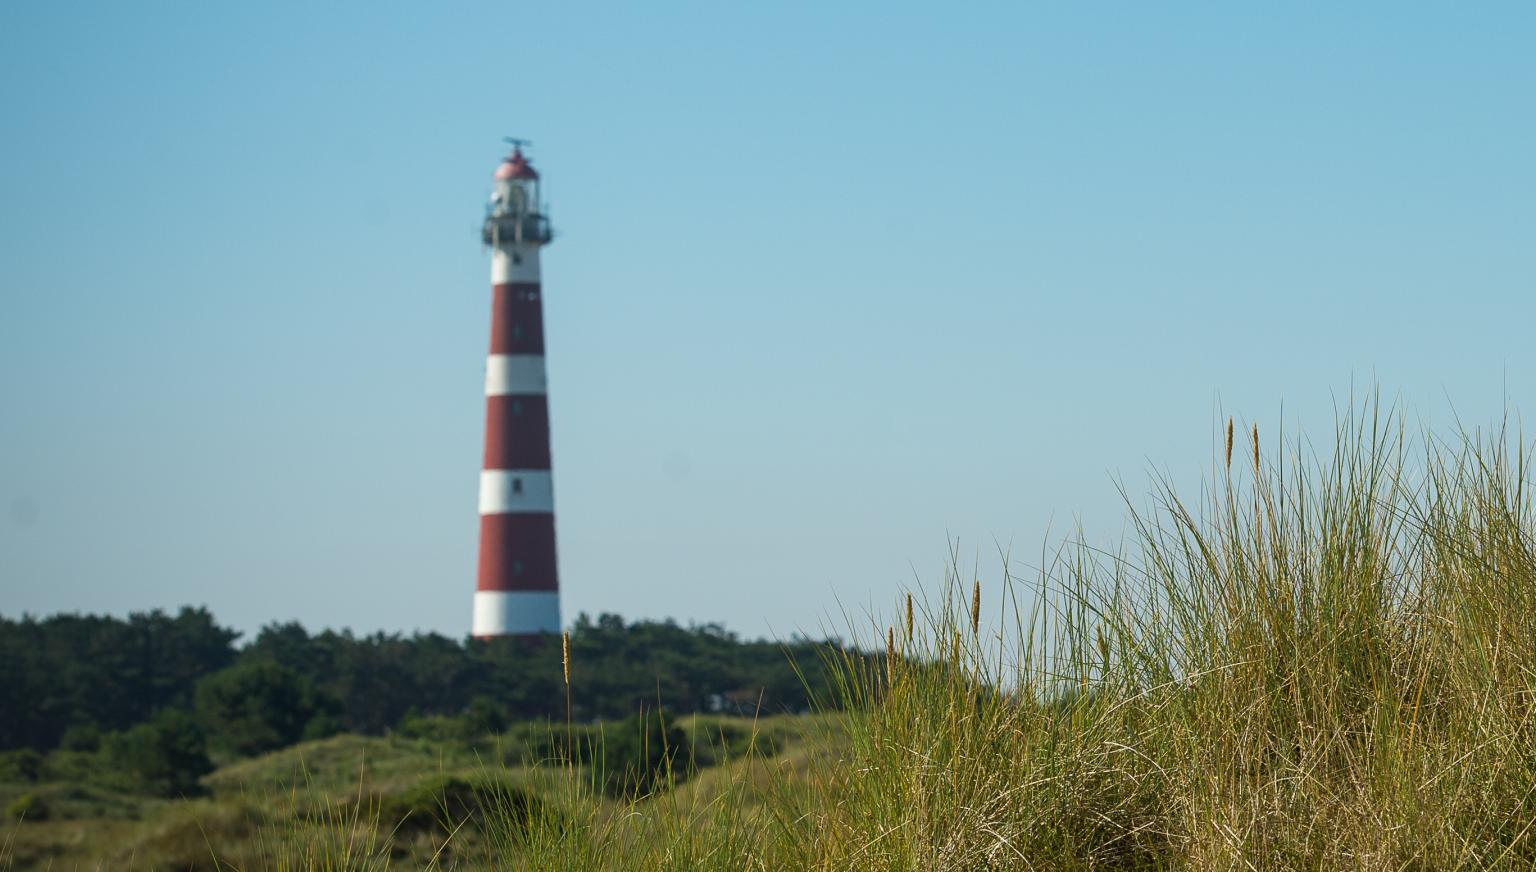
2, 713, 826, 870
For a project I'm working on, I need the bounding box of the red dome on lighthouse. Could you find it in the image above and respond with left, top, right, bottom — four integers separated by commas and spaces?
494, 150, 540, 181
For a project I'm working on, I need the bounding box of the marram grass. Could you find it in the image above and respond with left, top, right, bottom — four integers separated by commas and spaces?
479, 407, 1534, 869
523, 407, 1532, 870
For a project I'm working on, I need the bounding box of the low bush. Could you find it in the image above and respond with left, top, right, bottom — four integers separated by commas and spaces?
58, 724, 101, 752
383, 774, 546, 838
102, 708, 213, 797
5, 791, 46, 822
594, 707, 686, 799
0, 749, 41, 783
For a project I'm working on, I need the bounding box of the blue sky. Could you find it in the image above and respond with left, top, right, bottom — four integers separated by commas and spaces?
2, 2, 1533, 641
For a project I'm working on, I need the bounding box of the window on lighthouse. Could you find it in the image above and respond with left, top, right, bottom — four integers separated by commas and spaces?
512, 478, 523, 495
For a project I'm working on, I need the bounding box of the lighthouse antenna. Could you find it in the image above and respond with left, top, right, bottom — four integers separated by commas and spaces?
502, 136, 534, 150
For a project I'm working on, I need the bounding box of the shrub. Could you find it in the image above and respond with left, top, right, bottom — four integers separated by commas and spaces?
194, 661, 340, 756
300, 712, 343, 742
397, 710, 468, 743
0, 748, 41, 782
58, 723, 102, 752
99, 799, 263, 871
464, 695, 510, 735
4, 792, 46, 822
499, 719, 596, 766
596, 706, 686, 798
385, 774, 544, 838
103, 708, 213, 797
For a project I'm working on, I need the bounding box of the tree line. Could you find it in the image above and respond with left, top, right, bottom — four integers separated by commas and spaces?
0, 607, 844, 765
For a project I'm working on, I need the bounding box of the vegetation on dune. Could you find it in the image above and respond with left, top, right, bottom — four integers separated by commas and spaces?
0, 602, 847, 867
494, 404, 1536, 869
4, 402, 1535, 869
0, 707, 819, 869
758, 406, 1536, 869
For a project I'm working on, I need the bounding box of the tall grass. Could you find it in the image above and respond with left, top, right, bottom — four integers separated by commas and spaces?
754, 406, 1536, 870
499, 405, 1536, 870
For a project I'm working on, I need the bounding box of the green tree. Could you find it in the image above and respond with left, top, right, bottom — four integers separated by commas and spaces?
0, 749, 41, 782
103, 708, 212, 796
194, 661, 339, 756
464, 695, 510, 735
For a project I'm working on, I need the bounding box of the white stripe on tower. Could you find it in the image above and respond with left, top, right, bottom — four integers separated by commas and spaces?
478, 470, 555, 514
485, 355, 547, 396
472, 591, 561, 637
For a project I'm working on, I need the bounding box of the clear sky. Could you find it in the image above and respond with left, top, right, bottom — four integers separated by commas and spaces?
2, 2, 1533, 642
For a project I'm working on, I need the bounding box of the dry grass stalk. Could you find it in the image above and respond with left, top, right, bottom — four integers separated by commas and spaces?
970, 580, 981, 636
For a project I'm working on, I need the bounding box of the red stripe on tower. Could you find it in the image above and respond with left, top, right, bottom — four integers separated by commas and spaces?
473, 143, 560, 638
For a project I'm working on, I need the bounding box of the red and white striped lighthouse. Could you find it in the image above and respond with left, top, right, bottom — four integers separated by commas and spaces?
473, 141, 560, 638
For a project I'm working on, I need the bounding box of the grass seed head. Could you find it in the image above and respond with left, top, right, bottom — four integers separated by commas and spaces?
1226, 417, 1234, 470
561, 631, 570, 687
886, 626, 896, 685
970, 580, 981, 636
905, 592, 914, 641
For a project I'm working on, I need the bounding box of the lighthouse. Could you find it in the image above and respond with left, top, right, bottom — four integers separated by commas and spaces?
473, 140, 560, 638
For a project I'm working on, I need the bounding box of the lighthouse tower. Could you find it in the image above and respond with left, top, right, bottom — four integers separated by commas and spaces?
473, 141, 560, 638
